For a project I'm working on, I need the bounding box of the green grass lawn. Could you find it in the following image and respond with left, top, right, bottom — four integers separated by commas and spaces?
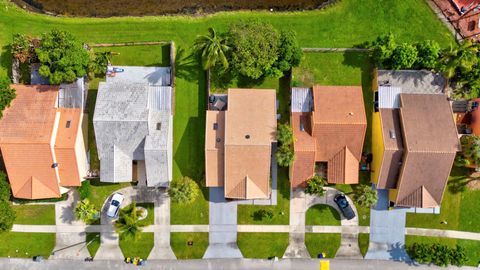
237, 233, 289, 258
306, 204, 341, 226
12, 204, 55, 225
86, 233, 101, 258
86, 179, 131, 210
135, 203, 154, 226
170, 232, 208, 259
119, 232, 154, 259
406, 166, 480, 233
358, 233, 369, 258
0, 232, 55, 258
405, 235, 480, 267
93, 44, 171, 67
238, 167, 290, 225
333, 183, 370, 226
305, 233, 340, 258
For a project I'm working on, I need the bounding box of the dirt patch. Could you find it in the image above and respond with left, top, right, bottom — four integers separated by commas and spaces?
14, 0, 335, 17
466, 179, 480, 190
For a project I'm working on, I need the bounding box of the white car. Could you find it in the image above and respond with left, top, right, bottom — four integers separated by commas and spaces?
106, 193, 124, 218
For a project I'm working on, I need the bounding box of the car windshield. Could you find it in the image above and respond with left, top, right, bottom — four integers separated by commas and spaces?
111, 200, 120, 207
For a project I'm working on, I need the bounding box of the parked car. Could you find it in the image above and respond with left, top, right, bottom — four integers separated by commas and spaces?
334, 194, 355, 220
106, 193, 124, 218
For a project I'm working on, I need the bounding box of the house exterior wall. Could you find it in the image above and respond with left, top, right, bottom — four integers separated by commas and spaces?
74, 113, 88, 182
371, 110, 384, 185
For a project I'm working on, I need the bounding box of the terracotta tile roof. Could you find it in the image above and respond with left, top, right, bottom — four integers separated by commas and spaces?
222, 89, 276, 199
291, 112, 316, 187
205, 111, 225, 187
0, 85, 58, 144
291, 151, 315, 188
328, 146, 359, 184
395, 94, 460, 208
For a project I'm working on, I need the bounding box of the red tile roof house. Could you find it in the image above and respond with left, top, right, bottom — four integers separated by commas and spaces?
290, 85, 367, 188
0, 84, 88, 199
205, 89, 277, 199
432, 0, 480, 40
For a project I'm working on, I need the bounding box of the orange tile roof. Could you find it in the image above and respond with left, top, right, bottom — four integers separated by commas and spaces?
205, 111, 225, 187
224, 89, 276, 199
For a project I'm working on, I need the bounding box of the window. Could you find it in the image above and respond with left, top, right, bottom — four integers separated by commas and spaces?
66, 121, 71, 128
156, 123, 161, 130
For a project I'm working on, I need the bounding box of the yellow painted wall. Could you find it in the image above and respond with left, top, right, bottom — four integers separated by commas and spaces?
371, 109, 384, 184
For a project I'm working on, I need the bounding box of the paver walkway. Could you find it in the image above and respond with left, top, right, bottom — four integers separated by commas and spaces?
365, 189, 410, 261
284, 188, 362, 259
51, 190, 90, 260
203, 187, 242, 259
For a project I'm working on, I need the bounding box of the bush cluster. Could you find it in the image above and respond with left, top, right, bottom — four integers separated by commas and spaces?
0, 172, 15, 232
275, 123, 295, 167
407, 242, 467, 267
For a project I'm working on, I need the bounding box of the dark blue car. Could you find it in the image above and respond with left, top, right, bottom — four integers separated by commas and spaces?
334, 194, 355, 220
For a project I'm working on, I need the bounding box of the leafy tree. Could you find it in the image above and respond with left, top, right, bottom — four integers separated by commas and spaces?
353, 185, 378, 208
227, 21, 280, 79
35, 30, 90, 85
0, 171, 12, 202
115, 202, 146, 240
276, 145, 294, 167
415, 40, 440, 70
168, 177, 200, 204
0, 76, 16, 119
305, 175, 327, 196
268, 30, 303, 78
0, 200, 15, 232
456, 135, 480, 167
11, 33, 33, 63
276, 123, 294, 147
391, 43, 418, 70
194, 27, 230, 71
369, 33, 396, 68
439, 39, 479, 79
77, 181, 91, 200
74, 199, 98, 223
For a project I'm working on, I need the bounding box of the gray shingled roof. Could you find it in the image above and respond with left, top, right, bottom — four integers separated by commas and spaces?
93, 66, 172, 187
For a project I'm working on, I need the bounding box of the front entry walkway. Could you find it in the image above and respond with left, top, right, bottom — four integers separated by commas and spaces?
203, 187, 242, 258
284, 188, 362, 259
365, 189, 410, 261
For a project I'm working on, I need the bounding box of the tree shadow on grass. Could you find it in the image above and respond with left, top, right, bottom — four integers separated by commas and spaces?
175, 46, 200, 83
448, 166, 473, 194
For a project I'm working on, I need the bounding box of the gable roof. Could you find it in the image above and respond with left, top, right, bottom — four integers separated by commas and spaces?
205, 111, 225, 187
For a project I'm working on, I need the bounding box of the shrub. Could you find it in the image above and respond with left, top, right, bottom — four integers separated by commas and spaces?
415, 40, 440, 70
77, 181, 91, 200
276, 145, 295, 167
391, 43, 418, 70
252, 209, 274, 221
0, 200, 15, 232
115, 202, 145, 240
353, 184, 378, 208
0, 76, 16, 119
74, 199, 98, 223
168, 177, 200, 204
11, 33, 33, 63
370, 33, 396, 68
276, 123, 294, 147
305, 175, 327, 196
0, 171, 11, 202
407, 242, 467, 267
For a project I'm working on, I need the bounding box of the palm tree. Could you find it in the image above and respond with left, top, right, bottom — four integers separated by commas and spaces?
440, 40, 479, 79
114, 202, 146, 241
193, 27, 230, 71
74, 199, 98, 223
353, 185, 378, 208
91, 51, 114, 75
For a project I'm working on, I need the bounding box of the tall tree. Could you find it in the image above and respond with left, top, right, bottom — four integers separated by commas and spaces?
227, 21, 280, 79
415, 40, 440, 70
439, 39, 479, 79
115, 202, 146, 241
35, 30, 90, 85
268, 30, 303, 78
90, 51, 113, 75
0, 76, 16, 119
194, 27, 230, 71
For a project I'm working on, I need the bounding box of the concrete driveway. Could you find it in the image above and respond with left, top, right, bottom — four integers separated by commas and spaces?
365, 189, 410, 261
203, 187, 242, 258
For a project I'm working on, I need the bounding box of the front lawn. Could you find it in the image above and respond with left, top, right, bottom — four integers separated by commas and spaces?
119, 232, 154, 259
0, 232, 55, 258
86, 233, 101, 258
405, 235, 480, 267
306, 204, 341, 226
305, 233, 341, 258
86, 179, 131, 210
237, 233, 289, 258
333, 183, 370, 226
135, 203, 154, 226
170, 232, 208, 259
237, 167, 290, 225
12, 204, 55, 225
358, 233, 369, 257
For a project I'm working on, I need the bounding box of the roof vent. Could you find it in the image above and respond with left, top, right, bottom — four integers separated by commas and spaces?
216, 138, 221, 143
348, 112, 354, 116
300, 123, 305, 132
389, 130, 396, 139
213, 123, 218, 130
51, 163, 58, 168
245, 135, 250, 139
156, 123, 161, 130
66, 120, 71, 128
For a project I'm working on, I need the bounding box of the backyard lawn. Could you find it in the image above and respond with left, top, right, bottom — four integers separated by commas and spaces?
12, 204, 55, 225
0, 232, 55, 258
405, 236, 480, 267
119, 232, 154, 259
406, 166, 480, 233
305, 233, 340, 258
305, 205, 341, 226
237, 233, 289, 258
170, 232, 208, 259
358, 233, 369, 257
